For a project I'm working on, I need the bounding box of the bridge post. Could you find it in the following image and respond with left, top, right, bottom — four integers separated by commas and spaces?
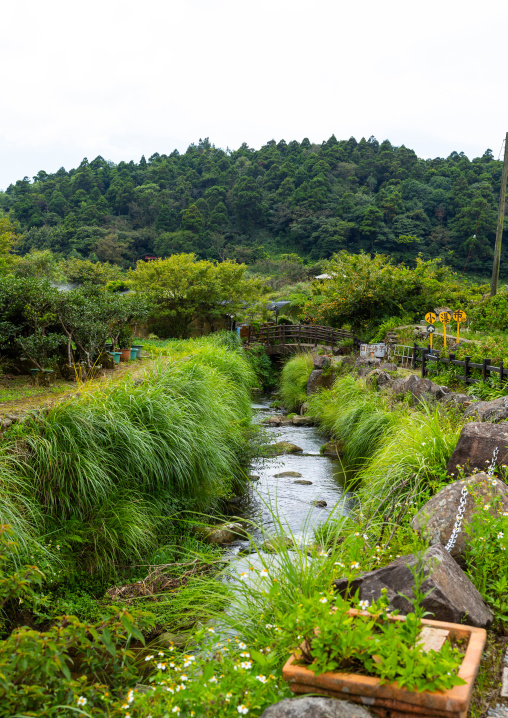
314, 325, 318, 348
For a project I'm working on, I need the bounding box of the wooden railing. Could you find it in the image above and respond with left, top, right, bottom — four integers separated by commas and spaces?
412, 343, 506, 387
248, 323, 354, 350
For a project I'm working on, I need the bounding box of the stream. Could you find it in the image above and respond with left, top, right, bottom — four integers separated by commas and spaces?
228, 395, 354, 552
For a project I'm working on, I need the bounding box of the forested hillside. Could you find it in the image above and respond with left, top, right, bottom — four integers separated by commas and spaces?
0, 136, 504, 277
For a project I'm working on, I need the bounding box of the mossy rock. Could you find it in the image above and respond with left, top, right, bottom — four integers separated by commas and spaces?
320, 440, 343, 457
266, 441, 303, 456
262, 536, 294, 553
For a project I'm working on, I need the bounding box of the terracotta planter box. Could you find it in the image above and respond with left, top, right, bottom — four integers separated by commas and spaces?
282, 612, 486, 718
120, 348, 131, 362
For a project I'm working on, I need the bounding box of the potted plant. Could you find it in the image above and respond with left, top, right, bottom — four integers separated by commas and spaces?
117, 325, 134, 362
281, 588, 486, 718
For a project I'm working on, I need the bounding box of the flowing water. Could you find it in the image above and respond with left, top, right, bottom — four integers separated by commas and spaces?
228, 395, 353, 550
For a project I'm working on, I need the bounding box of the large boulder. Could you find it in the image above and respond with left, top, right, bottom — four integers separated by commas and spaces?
307, 369, 335, 395
312, 354, 331, 369
333, 544, 493, 628
412, 473, 508, 559
446, 422, 508, 476
260, 697, 373, 718
391, 374, 449, 402
464, 396, 508, 423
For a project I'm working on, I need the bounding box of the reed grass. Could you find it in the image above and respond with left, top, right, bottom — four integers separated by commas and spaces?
279, 353, 313, 411
307, 375, 463, 510
1, 337, 256, 575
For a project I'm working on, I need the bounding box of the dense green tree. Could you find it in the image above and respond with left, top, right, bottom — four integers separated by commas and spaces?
2, 136, 506, 277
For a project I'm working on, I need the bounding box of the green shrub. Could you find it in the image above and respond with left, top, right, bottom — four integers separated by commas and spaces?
469, 293, 508, 332
279, 353, 313, 411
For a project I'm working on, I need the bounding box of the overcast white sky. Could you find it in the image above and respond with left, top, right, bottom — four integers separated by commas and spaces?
1, 0, 507, 190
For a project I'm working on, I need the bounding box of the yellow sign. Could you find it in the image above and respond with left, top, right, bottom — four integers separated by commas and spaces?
425, 312, 437, 324
439, 311, 451, 324
453, 310, 467, 343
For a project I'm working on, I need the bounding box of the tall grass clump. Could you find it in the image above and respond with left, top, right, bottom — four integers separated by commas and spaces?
308, 375, 399, 470
2, 338, 255, 575
356, 403, 462, 514
0, 441, 39, 554
279, 352, 313, 411
307, 374, 463, 510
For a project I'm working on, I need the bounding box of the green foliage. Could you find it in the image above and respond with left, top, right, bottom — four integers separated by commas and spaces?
464, 487, 508, 631
371, 314, 413, 342
307, 376, 462, 508
469, 293, 508, 332
305, 251, 479, 336
4, 137, 505, 277
122, 631, 290, 717
244, 345, 277, 390
60, 256, 124, 285
130, 253, 260, 338
0, 524, 155, 716
280, 588, 465, 692
0, 218, 20, 274
2, 339, 255, 576
308, 375, 398, 470
279, 353, 314, 411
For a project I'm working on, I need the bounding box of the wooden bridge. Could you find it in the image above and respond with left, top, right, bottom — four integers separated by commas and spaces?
244, 323, 354, 355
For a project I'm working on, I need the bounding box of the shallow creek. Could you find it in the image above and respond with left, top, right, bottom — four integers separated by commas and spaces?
228, 395, 354, 552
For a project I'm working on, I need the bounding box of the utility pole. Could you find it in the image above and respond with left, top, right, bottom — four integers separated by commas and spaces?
490, 132, 508, 296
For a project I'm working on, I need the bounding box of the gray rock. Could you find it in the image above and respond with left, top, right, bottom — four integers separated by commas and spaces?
260, 697, 373, 718
321, 440, 343, 457
412, 473, 508, 558
365, 369, 393, 389
442, 392, 474, 408
248, 475, 260, 481
312, 500, 327, 507
464, 396, 508, 423
404, 374, 449, 400
292, 415, 314, 426
262, 416, 281, 426
379, 362, 398, 371
269, 441, 303, 455
307, 369, 335, 395
355, 357, 381, 368
299, 402, 310, 416
199, 522, 249, 544
389, 374, 448, 401
312, 354, 331, 369
262, 535, 294, 552
294, 479, 313, 485
446, 422, 508, 476
333, 544, 493, 628
274, 471, 302, 478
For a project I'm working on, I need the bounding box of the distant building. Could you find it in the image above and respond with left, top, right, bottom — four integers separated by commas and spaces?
139, 254, 159, 262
